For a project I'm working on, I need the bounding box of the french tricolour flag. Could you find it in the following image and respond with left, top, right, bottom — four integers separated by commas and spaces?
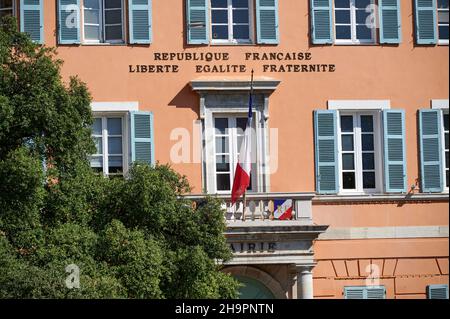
231, 77, 253, 205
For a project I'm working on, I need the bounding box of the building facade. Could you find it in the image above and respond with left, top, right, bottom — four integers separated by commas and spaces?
4, 0, 449, 299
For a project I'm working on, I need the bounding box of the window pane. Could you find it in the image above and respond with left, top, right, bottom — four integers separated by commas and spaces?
236, 118, 247, 133
212, 25, 228, 39
445, 133, 449, 150
105, 25, 123, 41
233, 25, 250, 40
84, 0, 100, 9
362, 134, 374, 151
356, 25, 373, 40
215, 137, 229, 154
343, 172, 356, 189
109, 156, 123, 168
342, 135, 354, 151
340, 116, 354, 132
0, 0, 13, 7
361, 115, 374, 132
105, 10, 122, 24
90, 156, 103, 168
94, 137, 103, 154
335, 10, 351, 24
104, 0, 122, 9
108, 137, 122, 154
212, 0, 227, 8
438, 0, 449, 9
444, 114, 449, 131
215, 118, 228, 134
356, 9, 371, 24
217, 174, 231, 191
363, 153, 375, 170
446, 151, 449, 168
439, 11, 449, 23
447, 170, 449, 188
439, 25, 449, 40
335, 0, 350, 8
233, 9, 249, 23
355, 0, 371, 9
212, 10, 228, 23
107, 118, 122, 135
92, 118, 102, 135
216, 155, 230, 172
232, 0, 249, 8
336, 25, 351, 39
363, 172, 376, 189
342, 154, 355, 170
84, 9, 100, 24
0, 11, 12, 18
85, 25, 101, 40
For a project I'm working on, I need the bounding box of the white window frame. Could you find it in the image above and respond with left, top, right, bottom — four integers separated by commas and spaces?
91, 112, 130, 176
441, 109, 449, 192
0, 0, 15, 17
212, 113, 257, 194
334, 0, 377, 45
337, 110, 383, 194
82, 0, 125, 44
437, 0, 449, 45
210, 0, 255, 45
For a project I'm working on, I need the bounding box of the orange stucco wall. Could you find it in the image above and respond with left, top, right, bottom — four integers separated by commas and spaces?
18, 0, 449, 298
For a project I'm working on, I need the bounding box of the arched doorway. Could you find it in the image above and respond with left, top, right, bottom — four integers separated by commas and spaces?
235, 275, 275, 299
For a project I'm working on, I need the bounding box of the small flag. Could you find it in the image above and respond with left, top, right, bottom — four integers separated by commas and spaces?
274, 199, 294, 220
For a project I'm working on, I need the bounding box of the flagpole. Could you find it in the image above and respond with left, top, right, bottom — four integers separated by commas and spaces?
242, 70, 254, 222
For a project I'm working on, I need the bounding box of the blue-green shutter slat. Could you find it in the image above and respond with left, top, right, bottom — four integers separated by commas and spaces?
310, 0, 333, 44
58, 0, 80, 44
383, 110, 407, 193
427, 285, 449, 299
187, 0, 209, 44
314, 110, 338, 194
256, 0, 279, 44
415, 0, 438, 44
379, 0, 401, 43
129, 0, 152, 44
20, 0, 44, 44
419, 110, 443, 192
131, 111, 155, 165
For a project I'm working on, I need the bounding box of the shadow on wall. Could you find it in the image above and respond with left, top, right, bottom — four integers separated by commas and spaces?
168, 83, 200, 117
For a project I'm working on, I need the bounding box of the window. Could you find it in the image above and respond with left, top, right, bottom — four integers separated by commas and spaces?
338, 112, 382, 193
91, 116, 127, 176
0, 0, 14, 18
443, 111, 449, 189
427, 284, 449, 299
334, 0, 376, 44
211, 0, 252, 44
344, 286, 386, 299
213, 115, 256, 193
438, 0, 449, 44
83, 0, 124, 43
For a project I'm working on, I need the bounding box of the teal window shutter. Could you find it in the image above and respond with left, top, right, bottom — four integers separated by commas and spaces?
20, 0, 44, 44
58, 0, 80, 44
256, 0, 279, 44
129, 0, 152, 44
415, 0, 438, 44
344, 286, 386, 299
310, 0, 333, 44
131, 111, 155, 166
187, 0, 209, 44
427, 285, 449, 299
314, 110, 338, 194
379, 0, 402, 44
419, 110, 444, 193
383, 110, 407, 193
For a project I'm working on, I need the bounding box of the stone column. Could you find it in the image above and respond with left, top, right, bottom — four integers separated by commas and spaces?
297, 266, 314, 299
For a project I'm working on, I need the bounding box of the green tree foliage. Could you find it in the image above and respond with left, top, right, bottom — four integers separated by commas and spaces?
0, 17, 238, 299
